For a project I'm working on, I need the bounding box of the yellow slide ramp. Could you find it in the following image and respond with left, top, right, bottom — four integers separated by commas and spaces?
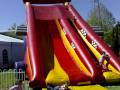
70, 20, 120, 83
45, 55, 69, 85
43, 85, 108, 90
71, 20, 120, 74
69, 85, 108, 90
103, 71, 120, 83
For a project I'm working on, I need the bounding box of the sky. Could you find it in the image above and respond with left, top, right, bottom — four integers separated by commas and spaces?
0, 0, 120, 31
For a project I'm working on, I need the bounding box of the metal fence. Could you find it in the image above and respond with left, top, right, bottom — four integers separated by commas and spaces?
0, 69, 32, 90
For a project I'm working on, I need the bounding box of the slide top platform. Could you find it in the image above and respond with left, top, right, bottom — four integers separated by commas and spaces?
23, 0, 71, 4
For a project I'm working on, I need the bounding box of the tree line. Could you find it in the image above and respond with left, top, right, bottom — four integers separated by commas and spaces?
87, 1, 120, 57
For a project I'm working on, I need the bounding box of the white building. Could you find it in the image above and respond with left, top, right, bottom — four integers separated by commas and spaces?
0, 34, 24, 69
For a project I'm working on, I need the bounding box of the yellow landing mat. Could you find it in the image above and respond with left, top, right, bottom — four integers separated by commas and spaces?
43, 84, 108, 90
103, 71, 120, 83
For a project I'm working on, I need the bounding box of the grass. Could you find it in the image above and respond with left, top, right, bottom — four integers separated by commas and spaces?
0, 69, 31, 90
106, 86, 120, 90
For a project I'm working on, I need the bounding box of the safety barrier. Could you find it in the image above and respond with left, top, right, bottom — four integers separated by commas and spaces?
0, 69, 31, 90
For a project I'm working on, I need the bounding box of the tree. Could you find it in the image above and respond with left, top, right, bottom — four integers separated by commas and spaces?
8, 23, 17, 30
0, 24, 26, 40
87, 1, 116, 46
87, 2, 115, 31
112, 22, 120, 56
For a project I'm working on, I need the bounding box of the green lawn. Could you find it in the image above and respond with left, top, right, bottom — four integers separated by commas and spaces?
107, 86, 120, 90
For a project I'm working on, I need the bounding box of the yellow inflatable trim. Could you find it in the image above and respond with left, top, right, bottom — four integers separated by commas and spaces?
71, 20, 119, 74
103, 71, 120, 83
55, 19, 91, 77
69, 85, 108, 90
45, 55, 69, 85
26, 47, 33, 78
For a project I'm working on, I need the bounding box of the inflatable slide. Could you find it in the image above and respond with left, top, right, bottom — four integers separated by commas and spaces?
22, 0, 120, 88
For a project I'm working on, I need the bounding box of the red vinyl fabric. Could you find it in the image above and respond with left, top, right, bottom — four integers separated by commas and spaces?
32, 5, 73, 20
23, 0, 71, 4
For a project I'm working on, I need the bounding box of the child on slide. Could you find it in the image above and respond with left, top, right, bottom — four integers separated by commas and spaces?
99, 51, 110, 72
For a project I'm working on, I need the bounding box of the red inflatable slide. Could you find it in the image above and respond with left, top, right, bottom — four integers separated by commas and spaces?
22, 0, 120, 88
